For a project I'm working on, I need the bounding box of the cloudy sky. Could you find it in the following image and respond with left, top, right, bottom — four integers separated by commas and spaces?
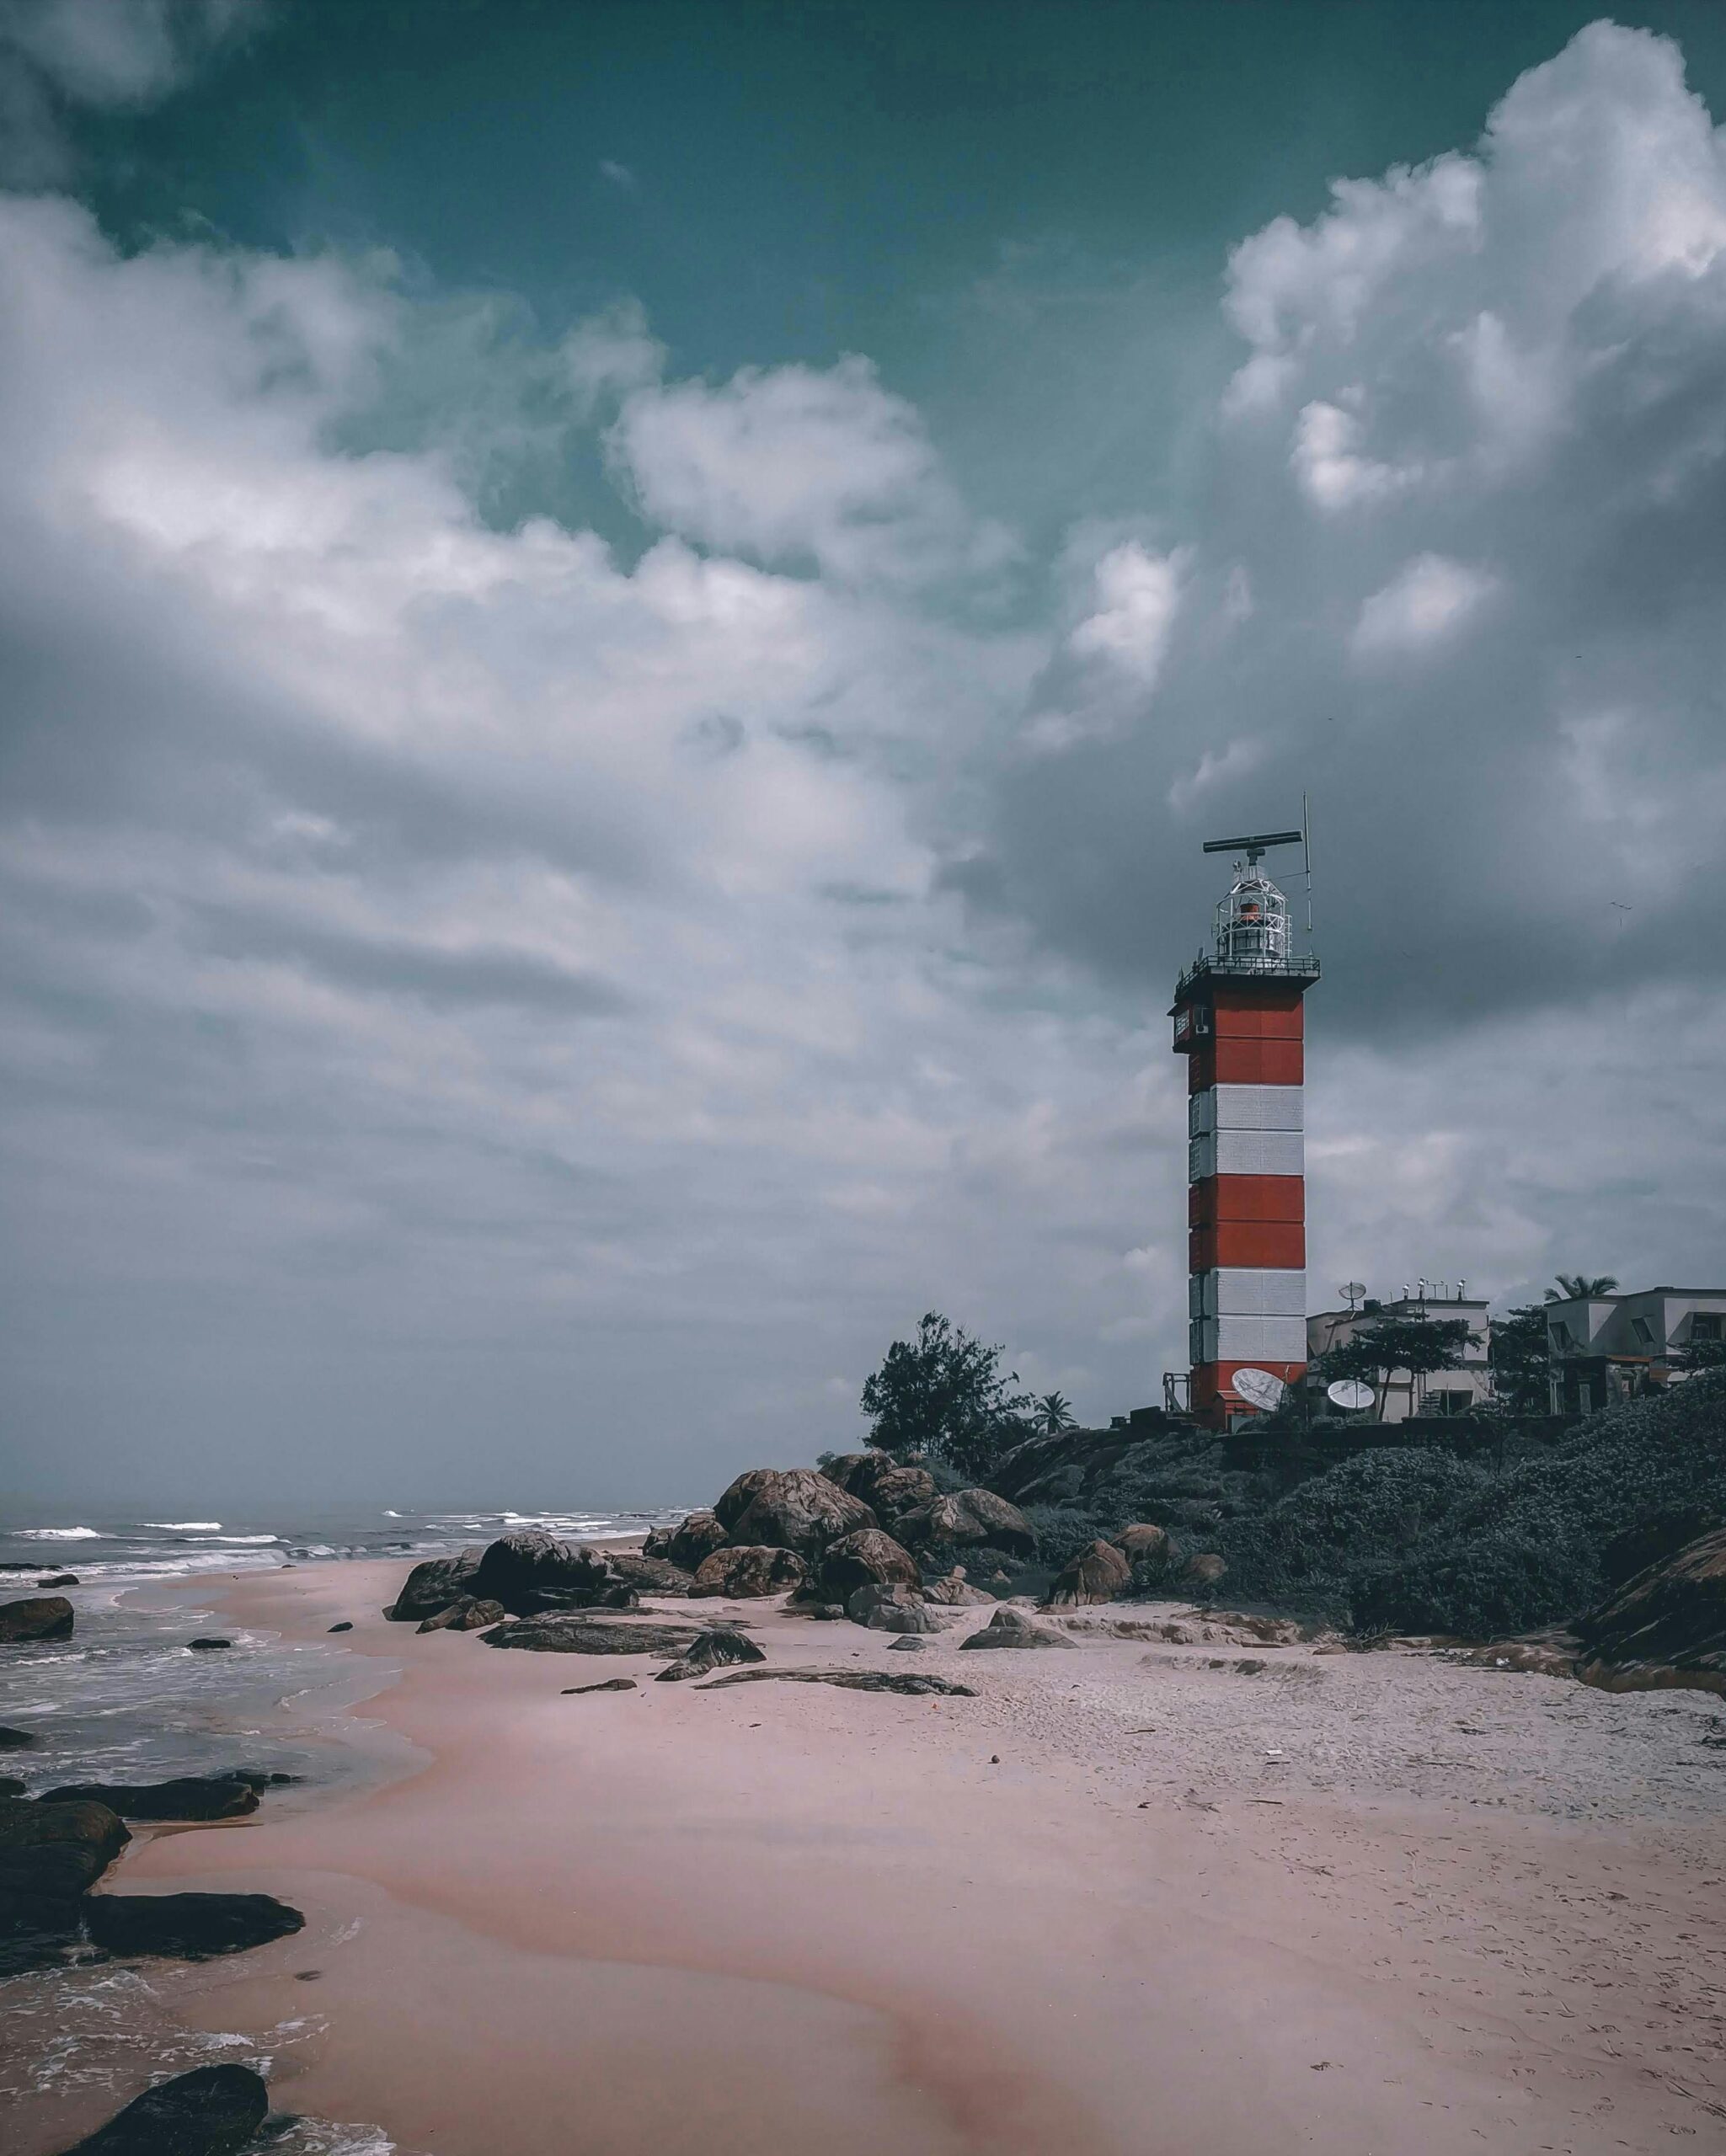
3, 1, 1724, 1510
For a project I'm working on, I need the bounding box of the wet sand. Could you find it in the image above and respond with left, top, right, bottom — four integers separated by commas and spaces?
12, 1559, 1726, 2153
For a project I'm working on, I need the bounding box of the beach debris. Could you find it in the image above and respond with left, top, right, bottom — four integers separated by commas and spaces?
186, 1637, 232, 1651
958, 1607, 1076, 1652
55, 2062, 270, 2155
483, 1614, 705, 1657
813, 1528, 920, 1608
893, 1489, 1038, 1560
655, 1629, 767, 1682
697, 1667, 976, 1697
417, 1597, 507, 1634
689, 1545, 809, 1599
386, 1547, 484, 1622
41, 1776, 259, 1822
643, 1509, 729, 1571
85, 1890, 305, 1960
36, 1573, 79, 1588
327, 1621, 353, 1633
0, 1725, 37, 1749
0, 1594, 74, 1643
562, 1678, 639, 1694
1044, 1539, 1132, 1609
1, 1798, 130, 1956
294, 1967, 322, 1979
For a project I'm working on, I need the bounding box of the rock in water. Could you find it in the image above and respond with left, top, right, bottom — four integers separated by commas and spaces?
1, 1799, 129, 1945
85, 1892, 305, 1959
723, 1469, 879, 1557
36, 1573, 79, 1588
958, 1607, 1076, 1651
697, 1667, 975, 1697
0, 1725, 37, 1749
815, 1529, 921, 1606
561, 1678, 639, 1694
1045, 1540, 1132, 1609
56, 2063, 270, 2155
482, 1614, 704, 1657
1575, 1524, 1726, 1698
0, 1595, 74, 1643
689, 1545, 808, 1598
417, 1597, 508, 1634
40, 1778, 258, 1822
894, 1491, 1038, 1558
655, 1627, 767, 1682
386, 1547, 484, 1622
185, 1638, 231, 1652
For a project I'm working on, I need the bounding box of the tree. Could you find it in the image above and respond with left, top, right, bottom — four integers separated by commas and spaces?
860, 1312, 1032, 1481
1314, 1313, 1477, 1421
1034, 1391, 1076, 1436
1488, 1305, 1552, 1418
1672, 1337, 1726, 1372
1545, 1273, 1618, 1301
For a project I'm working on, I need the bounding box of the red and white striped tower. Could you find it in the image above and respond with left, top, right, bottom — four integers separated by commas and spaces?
1170, 831, 1318, 1428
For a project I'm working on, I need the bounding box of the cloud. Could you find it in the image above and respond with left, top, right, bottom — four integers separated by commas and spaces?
1349, 552, 1495, 660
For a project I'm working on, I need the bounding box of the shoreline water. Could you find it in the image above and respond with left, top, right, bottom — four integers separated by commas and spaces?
8, 1556, 1725, 2154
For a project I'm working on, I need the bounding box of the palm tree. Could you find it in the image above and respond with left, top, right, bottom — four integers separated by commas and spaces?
1544, 1273, 1620, 1302
1034, 1391, 1077, 1435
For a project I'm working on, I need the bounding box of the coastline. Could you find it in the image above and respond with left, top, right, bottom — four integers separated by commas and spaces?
9, 1557, 1725, 2154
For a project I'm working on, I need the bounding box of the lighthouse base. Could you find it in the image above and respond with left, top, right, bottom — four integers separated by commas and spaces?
1190, 1361, 1307, 1430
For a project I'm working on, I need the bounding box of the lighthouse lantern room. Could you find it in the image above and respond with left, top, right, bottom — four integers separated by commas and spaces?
1171, 829, 1319, 1428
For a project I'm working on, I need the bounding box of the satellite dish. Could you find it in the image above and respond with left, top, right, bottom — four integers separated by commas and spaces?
1328, 1379, 1375, 1412
1232, 1367, 1286, 1413
1340, 1280, 1365, 1310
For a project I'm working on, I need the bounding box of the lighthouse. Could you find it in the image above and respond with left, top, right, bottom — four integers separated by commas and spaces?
1170, 830, 1318, 1428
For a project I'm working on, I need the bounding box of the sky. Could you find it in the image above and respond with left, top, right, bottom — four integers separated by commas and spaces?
3, 0, 1724, 1510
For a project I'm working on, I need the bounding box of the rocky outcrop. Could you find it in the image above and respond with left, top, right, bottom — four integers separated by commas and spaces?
40, 1778, 258, 1822
84, 1892, 305, 1959
688, 1545, 808, 1598
958, 1607, 1075, 1651
725, 1470, 879, 1557
470, 1530, 628, 1615
416, 1597, 507, 1634
1045, 1539, 1132, 1609
482, 1614, 704, 1657
386, 1547, 483, 1622
58, 2063, 270, 2156
655, 1629, 767, 1682
813, 1529, 920, 1606
0, 1595, 74, 1643
1574, 1524, 1726, 1699
713, 1469, 783, 1534
895, 1490, 1037, 1559
644, 1511, 730, 1572
0, 1797, 128, 1943
607, 1552, 696, 1597
697, 1668, 976, 1696
820, 1453, 938, 1524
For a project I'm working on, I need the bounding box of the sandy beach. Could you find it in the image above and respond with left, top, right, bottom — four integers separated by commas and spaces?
10, 1557, 1726, 2156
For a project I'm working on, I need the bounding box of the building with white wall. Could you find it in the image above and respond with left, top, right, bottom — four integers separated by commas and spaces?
1304, 1292, 1492, 1422
1542, 1287, 1726, 1414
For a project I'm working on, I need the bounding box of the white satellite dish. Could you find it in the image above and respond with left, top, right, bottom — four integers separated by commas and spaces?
1340, 1280, 1365, 1310
1232, 1367, 1286, 1413
1327, 1378, 1375, 1412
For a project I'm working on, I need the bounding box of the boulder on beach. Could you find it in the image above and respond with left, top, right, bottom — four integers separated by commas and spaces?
386, 1547, 484, 1622
722, 1470, 879, 1557
482, 1614, 704, 1657
712, 1469, 781, 1533
1114, 1524, 1170, 1567
643, 1511, 730, 1571
470, 1530, 627, 1616
895, 1490, 1037, 1559
417, 1597, 508, 1634
57, 2063, 271, 2156
814, 1529, 920, 1606
328, 1621, 353, 1633
887, 1636, 927, 1652
1182, 1552, 1228, 1589
697, 1667, 975, 1697
655, 1628, 767, 1682
1, 1798, 130, 1940
85, 1891, 305, 1959
1575, 1524, 1726, 1698
819, 1453, 938, 1524
562, 1677, 639, 1694
689, 1545, 808, 1598
1045, 1539, 1133, 1609
0, 1595, 74, 1643
846, 1582, 927, 1630
40, 1777, 259, 1822
607, 1552, 697, 1597
958, 1607, 1076, 1651
922, 1575, 994, 1607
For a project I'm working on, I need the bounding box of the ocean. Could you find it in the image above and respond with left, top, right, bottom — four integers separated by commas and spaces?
0, 1503, 684, 2152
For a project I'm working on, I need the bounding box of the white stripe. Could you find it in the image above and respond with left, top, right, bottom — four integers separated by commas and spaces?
1189, 1268, 1307, 1320
1192, 1314, 1308, 1364
1189, 1128, 1305, 1181
1188, 1085, 1302, 1139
